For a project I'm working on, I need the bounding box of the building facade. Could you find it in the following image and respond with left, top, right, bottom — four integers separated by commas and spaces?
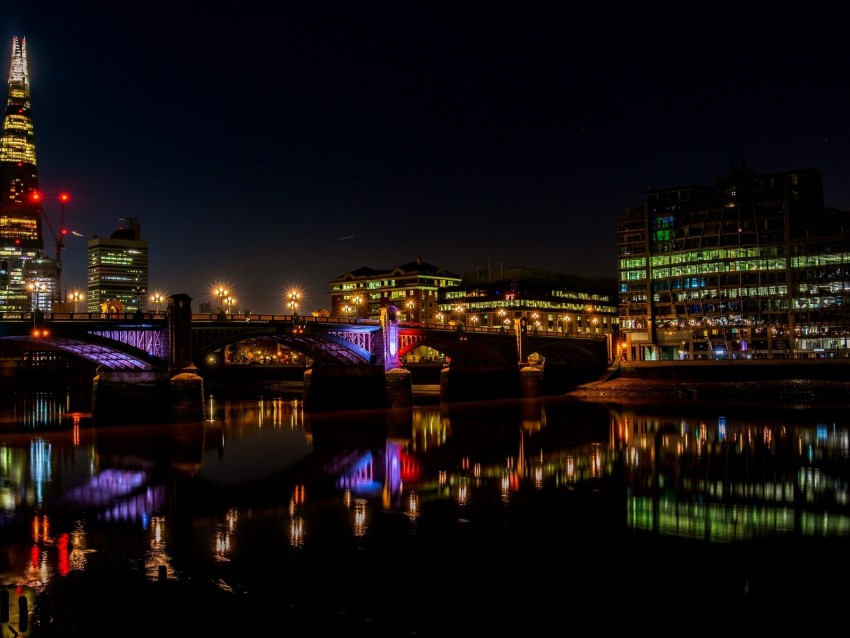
617, 162, 850, 360
439, 266, 618, 343
87, 217, 149, 312
327, 258, 461, 323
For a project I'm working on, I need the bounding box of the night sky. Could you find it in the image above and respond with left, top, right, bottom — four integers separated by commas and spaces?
3, 2, 849, 314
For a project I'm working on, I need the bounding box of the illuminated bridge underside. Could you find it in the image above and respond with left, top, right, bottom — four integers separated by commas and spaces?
6, 335, 159, 370
87, 328, 166, 359
280, 332, 374, 365
193, 323, 380, 366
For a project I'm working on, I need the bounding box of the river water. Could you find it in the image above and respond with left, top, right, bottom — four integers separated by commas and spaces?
1, 388, 849, 636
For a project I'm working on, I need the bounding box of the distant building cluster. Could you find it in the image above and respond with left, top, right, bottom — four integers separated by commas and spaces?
2, 37, 848, 362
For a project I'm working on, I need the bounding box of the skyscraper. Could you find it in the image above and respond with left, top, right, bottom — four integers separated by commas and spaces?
87, 217, 149, 313
0, 36, 49, 313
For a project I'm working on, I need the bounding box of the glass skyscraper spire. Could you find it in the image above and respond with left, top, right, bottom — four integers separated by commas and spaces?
0, 36, 50, 313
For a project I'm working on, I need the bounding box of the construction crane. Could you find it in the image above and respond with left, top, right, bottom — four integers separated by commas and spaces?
31, 190, 71, 302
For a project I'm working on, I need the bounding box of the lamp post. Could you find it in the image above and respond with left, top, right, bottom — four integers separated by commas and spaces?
406, 299, 415, 322
151, 292, 164, 314
455, 305, 465, 325
350, 294, 362, 319
69, 290, 85, 314
288, 290, 300, 318
214, 286, 229, 318
225, 296, 235, 315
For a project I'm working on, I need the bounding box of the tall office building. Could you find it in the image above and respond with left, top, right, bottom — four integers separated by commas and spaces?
87, 218, 148, 313
617, 161, 850, 360
0, 36, 47, 313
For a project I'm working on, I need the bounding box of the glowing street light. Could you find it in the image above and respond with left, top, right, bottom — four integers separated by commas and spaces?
287, 290, 301, 318
406, 299, 415, 322
214, 285, 230, 315
150, 291, 165, 314
350, 294, 363, 318
68, 289, 85, 313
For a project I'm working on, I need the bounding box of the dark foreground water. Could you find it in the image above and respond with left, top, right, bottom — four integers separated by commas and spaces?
1, 389, 849, 636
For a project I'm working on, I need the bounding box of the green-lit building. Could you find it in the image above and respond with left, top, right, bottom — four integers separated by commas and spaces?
618, 161, 850, 360
86, 217, 149, 312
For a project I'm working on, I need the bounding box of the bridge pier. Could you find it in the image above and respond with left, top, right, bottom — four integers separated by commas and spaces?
519, 364, 543, 397
91, 369, 172, 425
90, 293, 206, 425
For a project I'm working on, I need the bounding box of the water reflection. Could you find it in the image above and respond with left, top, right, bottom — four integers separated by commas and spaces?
0, 393, 849, 633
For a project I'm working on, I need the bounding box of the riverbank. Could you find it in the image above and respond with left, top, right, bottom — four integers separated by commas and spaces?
569, 359, 850, 407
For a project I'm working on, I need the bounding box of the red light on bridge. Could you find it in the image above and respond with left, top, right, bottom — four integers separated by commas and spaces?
59, 192, 70, 204
30, 190, 42, 202
31, 328, 50, 338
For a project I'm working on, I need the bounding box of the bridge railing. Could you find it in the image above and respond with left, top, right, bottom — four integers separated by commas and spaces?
191, 313, 381, 325
0, 311, 168, 321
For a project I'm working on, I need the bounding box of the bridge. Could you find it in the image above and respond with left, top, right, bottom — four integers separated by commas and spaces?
0, 294, 610, 421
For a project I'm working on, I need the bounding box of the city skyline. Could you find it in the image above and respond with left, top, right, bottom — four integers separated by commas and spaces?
2, 3, 849, 313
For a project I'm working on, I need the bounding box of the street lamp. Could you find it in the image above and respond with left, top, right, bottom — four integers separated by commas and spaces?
225, 296, 236, 315
455, 305, 465, 325
350, 294, 363, 318
437, 312, 444, 325
406, 299, 415, 322
287, 290, 300, 318
214, 285, 229, 316
150, 291, 165, 314
68, 290, 85, 313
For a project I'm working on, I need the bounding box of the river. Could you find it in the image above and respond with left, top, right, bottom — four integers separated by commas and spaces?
1, 387, 848, 636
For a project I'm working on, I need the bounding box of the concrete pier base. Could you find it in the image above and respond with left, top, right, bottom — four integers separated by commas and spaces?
170, 371, 205, 422
385, 367, 413, 408
519, 365, 543, 398
91, 368, 205, 425
91, 369, 172, 425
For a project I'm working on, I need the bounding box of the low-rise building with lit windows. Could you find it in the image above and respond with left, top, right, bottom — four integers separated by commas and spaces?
437, 265, 618, 342
327, 258, 461, 323
617, 161, 850, 360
